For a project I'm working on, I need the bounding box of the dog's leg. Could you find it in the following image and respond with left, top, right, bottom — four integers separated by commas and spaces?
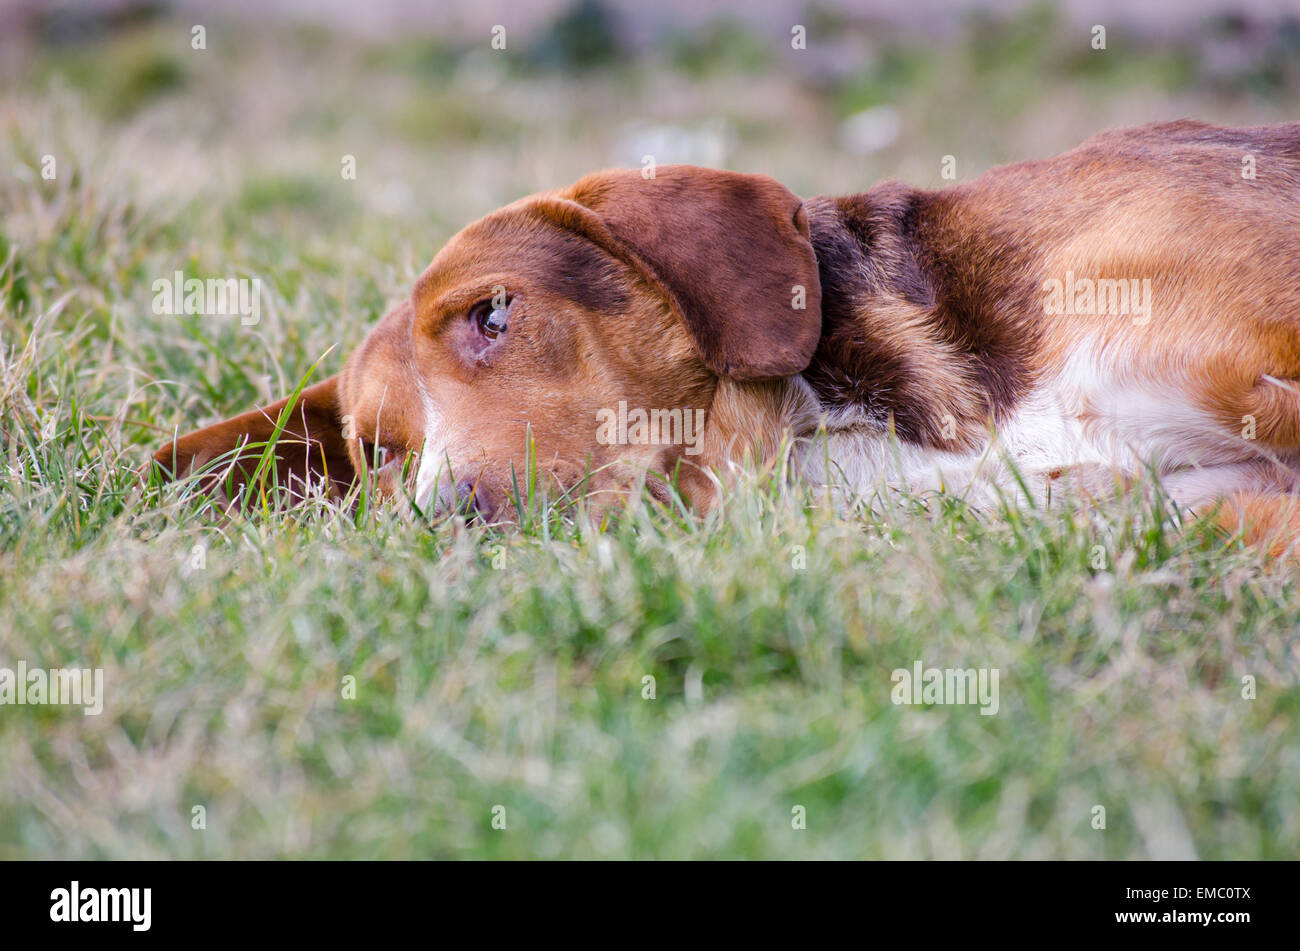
1197, 490, 1300, 558
1160, 458, 1300, 508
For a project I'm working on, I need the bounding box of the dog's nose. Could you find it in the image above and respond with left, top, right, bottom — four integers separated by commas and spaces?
429, 478, 491, 520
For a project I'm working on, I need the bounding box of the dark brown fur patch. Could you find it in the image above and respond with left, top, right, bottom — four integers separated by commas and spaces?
802, 183, 1041, 448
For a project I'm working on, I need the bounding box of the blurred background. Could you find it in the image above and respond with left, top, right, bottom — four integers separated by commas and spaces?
4, 0, 1299, 258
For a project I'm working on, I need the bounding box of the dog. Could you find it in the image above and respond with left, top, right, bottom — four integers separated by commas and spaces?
152, 120, 1300, 550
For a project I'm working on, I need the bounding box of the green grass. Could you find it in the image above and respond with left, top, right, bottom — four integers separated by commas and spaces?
1, 12, 1298, 859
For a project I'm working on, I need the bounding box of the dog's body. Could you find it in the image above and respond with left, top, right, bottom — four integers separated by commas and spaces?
798, 121, 1300, 510
154, 121, 1300, 548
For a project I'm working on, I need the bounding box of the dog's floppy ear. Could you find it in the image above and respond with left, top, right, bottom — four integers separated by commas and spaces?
151, 376, 355, 500
549, 166, 822, 381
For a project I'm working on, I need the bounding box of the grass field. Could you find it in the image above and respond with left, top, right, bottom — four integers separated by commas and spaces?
2, 6, 1299, 859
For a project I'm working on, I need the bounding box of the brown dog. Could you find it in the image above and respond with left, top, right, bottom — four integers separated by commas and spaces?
153, 120, 1300, 548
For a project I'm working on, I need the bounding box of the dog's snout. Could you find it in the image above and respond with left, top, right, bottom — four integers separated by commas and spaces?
429, 478, 491, 521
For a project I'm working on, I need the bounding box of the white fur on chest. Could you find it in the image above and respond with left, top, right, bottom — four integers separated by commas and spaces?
798, 339, 1265, 506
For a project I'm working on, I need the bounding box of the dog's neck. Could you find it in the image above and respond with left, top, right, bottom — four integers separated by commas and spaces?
797, 184, 1038, 450
689, 182, 1045, 501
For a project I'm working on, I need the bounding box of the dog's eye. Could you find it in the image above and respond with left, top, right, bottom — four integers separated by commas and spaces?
469, 298, 509, 339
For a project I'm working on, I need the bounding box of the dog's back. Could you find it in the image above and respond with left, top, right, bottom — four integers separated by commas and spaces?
932, 121, 1300, 467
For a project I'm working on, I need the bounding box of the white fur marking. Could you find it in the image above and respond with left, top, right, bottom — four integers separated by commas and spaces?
413, 378, 450, 510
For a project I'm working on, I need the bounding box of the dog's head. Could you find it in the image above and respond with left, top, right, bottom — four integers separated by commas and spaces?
151, 166, 823, 518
